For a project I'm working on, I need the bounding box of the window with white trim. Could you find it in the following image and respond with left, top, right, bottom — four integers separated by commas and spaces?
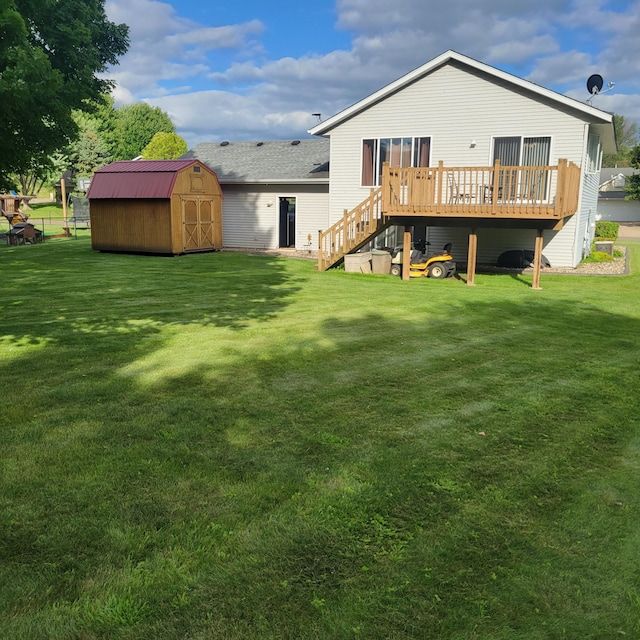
493, 136, 551, 201
492, 136, 551, 167
361, 137, 430, 186
586, 133, 602, 173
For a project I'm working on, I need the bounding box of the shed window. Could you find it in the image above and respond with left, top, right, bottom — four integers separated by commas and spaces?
362, 137, 430, 186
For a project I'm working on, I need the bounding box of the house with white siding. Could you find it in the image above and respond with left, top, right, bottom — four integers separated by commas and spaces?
598, 168, 640, 222
309, 50, 616, 283
183, 139, 329, 251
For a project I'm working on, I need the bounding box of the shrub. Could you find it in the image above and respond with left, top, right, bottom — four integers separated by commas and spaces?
595, 220, 619, 240
582, 251, 614, 263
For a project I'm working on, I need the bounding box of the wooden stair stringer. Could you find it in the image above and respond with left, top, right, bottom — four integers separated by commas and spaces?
318, 188, 390, 271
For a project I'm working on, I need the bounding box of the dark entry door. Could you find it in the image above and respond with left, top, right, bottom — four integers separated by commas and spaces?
279, 197, 296, 248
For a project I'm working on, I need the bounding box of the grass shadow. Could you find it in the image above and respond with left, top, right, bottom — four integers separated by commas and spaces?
2, 245, 640, 638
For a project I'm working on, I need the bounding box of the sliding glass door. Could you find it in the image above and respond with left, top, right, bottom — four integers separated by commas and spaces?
493, 136, 551, 201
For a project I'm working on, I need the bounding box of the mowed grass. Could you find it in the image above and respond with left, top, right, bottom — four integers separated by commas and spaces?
1, 237, 640, 639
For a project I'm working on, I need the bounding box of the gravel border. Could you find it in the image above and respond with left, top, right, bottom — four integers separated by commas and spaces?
473, 245, 628, 277
246, 246, 630, 276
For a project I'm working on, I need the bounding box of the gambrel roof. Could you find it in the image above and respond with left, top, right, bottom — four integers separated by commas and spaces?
88, 159, 220, 199
308, 50, 616, 153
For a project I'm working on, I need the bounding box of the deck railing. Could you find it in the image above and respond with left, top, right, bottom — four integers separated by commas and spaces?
383, 159, 581, 219
317, 159, 581, 271
317, 187, 387, 271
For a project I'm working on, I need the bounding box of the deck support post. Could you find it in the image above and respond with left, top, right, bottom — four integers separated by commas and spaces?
532, 228, 544, 290
402, 226, 412, 281
467, 228, 477, 286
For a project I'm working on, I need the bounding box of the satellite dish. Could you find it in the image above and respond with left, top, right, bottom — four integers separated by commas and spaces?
587, 74, 604, 95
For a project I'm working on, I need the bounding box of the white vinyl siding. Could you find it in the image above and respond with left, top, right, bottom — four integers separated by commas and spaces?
597, 199, 640, 222
324, 62, 595, 267
576, 172, 600, 259
221, 184, 329, 250
328, 64, 586, 223
426, 222, 578, 268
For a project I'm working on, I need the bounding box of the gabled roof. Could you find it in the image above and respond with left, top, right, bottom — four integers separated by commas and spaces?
87, 159, 218, 199
308, 50, 615, 149
182, 139, 329, 184
599, 167, 639, 198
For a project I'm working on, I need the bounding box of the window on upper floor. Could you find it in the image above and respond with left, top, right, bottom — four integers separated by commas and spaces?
493, 136, 552, 201
362, 137, 430, 186
586, 133, 602, 173
492, 136, 551, 167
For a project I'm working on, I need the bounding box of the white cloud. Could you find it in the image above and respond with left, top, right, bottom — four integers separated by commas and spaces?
148, 90, 320, 144
105, 0, 264, 100
526, 51, 597, 86
105, 0, 640, 147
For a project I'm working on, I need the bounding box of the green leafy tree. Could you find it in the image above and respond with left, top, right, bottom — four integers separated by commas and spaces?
106, 103, 176, 161
0, 0, 129, 190
603, 114, 639, 167
17, 152, 67, 196
142, 132, 188, 160
625, 146, 640, 201
67, 110, 112, 178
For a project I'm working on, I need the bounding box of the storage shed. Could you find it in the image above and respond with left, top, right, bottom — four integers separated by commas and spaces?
87, 159, 223, 255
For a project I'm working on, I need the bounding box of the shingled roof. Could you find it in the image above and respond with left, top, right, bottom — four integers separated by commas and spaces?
182, 139, 329, 184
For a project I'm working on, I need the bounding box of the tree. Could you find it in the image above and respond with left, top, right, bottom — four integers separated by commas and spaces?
625, 146, 640, 201
106, 103, 176, 161
142, 132, 188, 160
67, 110, 112, 178
0, 0, 128, 189
17, 152, 67, 196
603, 114, 639, 167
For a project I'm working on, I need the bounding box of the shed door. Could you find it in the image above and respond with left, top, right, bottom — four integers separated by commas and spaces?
182, 197, 216, 252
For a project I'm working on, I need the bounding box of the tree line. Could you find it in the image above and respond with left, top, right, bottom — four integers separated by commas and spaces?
1, 1, 638, 199
1, 0, 187, 196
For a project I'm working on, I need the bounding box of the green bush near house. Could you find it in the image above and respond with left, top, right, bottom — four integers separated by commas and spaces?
583, 250, 614, 263
595, 220, 619, 240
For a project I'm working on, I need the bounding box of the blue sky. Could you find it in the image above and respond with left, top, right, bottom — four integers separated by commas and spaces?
104, 0, 640, 147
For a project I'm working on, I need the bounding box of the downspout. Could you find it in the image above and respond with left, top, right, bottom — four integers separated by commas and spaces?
573, 123, 590, 266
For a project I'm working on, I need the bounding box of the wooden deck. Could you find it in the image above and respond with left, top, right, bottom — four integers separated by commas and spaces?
383, 159, 580, 220
318, 159, 581, 271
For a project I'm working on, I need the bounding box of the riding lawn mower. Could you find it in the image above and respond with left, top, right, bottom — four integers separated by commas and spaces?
390, 242, 456, 278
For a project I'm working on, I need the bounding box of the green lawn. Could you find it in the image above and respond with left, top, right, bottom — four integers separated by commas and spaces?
1, 238, 640, 639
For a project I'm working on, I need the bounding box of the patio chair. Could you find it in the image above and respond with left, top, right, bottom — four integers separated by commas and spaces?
447, 172, 473, 204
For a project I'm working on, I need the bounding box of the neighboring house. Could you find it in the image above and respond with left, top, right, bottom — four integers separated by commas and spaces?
598, 168, 640, 222
308, 49, 616, 277
183, 139, 329, 250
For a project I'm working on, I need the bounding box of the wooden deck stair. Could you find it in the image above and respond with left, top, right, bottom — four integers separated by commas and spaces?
317, 159, 582, 273
318, 188, 389, 271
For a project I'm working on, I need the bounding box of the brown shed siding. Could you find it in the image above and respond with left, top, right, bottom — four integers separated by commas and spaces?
91, 199, 174, 253
89, 160, 223, 255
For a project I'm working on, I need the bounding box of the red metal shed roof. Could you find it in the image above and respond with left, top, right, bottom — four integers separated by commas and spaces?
87, 160, 216, 199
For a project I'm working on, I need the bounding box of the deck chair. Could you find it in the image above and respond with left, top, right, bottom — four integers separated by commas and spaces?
447, 173, 472, 204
